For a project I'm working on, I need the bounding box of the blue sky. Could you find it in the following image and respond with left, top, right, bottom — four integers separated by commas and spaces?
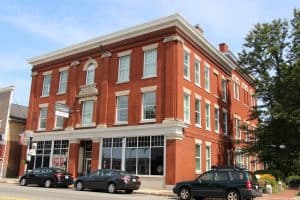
0, 0, 299, 106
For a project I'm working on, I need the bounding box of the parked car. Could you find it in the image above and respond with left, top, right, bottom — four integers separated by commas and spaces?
74, 169, 141, 194
173, 166, 262, 200
19, 167, 73, 188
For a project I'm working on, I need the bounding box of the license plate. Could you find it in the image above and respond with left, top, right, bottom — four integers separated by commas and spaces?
132, 179, 136, 182
65, 175, 69, 179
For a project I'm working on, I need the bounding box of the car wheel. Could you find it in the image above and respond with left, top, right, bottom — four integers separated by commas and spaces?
125, 189, 133, 194
44, 179, 52, 188
75, 181, 84, 191
226, 190, 240, 200
178, 187, 191, 200
20, 178, 27, 186
107, 183, 116, 193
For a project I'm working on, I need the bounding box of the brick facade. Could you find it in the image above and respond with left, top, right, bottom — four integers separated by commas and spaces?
21, 14, 261, 188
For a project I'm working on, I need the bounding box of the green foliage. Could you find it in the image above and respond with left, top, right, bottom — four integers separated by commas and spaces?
254, 169, 282, 181
258, 174, 280, 193
239, 9, 300, 179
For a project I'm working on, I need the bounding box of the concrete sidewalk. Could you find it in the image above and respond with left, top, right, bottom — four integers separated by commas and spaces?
0, 178, 299, 199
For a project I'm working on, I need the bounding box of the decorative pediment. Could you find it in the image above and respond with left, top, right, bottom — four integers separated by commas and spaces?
77, 84, 99, 100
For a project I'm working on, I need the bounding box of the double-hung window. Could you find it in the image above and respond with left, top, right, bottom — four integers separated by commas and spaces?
39, 106, 48, 130
221, 78, 227, 102
195, 59, 201, 86
183, 92, 190, 123
82, 100, 93, 126
118, 55, 130, 83
116, 95, 128, 123
223, 109, 228, 135
86, 64, 95, 85
204, 64, 210, 92
233, 79, 240, 100
235, 117, 241, 140
142, 91, 156, 121
58, 70, 68, 94
205, 101, 211, 130
195, 97, 201, 127
143, 48, 157, 78
42, 74, 51, 97
195, 142, 202, 173
183, 50, 190, 80
214, 106, 220, 133
205, 144, 211, 170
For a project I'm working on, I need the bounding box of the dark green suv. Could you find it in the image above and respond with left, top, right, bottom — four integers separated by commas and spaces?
173, 166, 262, 200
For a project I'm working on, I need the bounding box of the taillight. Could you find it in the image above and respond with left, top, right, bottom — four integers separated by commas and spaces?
121, 176, 130, 184
246, 180, 252, 190
55, 173, 63, 180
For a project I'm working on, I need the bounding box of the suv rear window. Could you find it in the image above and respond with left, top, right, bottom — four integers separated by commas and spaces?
230, 171, 245, 181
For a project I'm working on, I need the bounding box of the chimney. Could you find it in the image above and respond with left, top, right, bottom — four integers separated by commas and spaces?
194, 24, 204, 35
219, 43, 229, 52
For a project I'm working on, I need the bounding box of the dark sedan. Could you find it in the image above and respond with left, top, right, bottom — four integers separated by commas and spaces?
74, 169, 141, 194
19, 167, 73, 188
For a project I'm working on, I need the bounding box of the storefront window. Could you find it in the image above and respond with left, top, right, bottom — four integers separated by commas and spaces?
102, 135, 164, 176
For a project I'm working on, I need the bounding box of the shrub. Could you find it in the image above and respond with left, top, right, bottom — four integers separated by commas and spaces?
254, 169, 282, 180
258, 174, 280, 193
286, 175, 300, 188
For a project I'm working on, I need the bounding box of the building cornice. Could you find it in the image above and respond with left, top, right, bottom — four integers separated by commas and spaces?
27, 13, 235, 74
28, 121, 186, 141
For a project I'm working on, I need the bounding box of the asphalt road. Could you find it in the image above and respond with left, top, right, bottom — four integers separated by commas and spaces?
0, 183, 177, 200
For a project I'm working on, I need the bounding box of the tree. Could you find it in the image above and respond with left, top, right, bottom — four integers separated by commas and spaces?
238, 9, 300, 179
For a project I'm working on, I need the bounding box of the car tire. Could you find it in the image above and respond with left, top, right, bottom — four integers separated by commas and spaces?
107, 183, 116, 193
75, 181, 84, 191
178, 187, 191, 200
44, 179, 52, 188
226, 190, 240, 200
20, 178, 27, 186
125, 189, 133, 194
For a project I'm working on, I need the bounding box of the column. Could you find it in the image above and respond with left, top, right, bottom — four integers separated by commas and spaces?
163, 35, 184, 121
68, 139, 80, 177
97, 52, 111, 128
18, 145, 28, 176
91, 139, 100, 171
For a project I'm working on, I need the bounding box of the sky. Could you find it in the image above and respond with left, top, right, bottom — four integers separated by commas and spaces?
0, 0, 299, 106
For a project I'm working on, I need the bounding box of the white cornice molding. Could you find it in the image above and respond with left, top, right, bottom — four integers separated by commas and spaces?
163, 35, 184, 43
27, 13, 234, 74
30, 121, 186, 141
0, 85, 15, 93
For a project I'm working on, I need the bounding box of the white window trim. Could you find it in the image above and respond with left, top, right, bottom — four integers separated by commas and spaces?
141, 91, 156, 123
142, 48, 158, 79
41, 74, 51, 97
205, 100, 211, 131
214, 105, 220, 133
204, 63, 211, 93
59, 66, 70, 72
117, 54, 131, 84
115, 95, 129, 125
115, 90, 130, 96
195, 95, 202, 128
213, 68, 219, 75
194, 57, 201, 87
183, 92, 191, 124
183, 48, 191, 81
81, 100, 94, 127
142, 43, 158, 51
42, 70, 52, 75
222, 109, 228, 135
140, 85, 157, 93
195, 139, 202, 174
205, 143, 212, 171
54, 101, 66, 130
38, 105, 48, 131
117, 50, 132, 57
183, 87, 191, 95
57, 70, 68, 95
221, 78, 227, 103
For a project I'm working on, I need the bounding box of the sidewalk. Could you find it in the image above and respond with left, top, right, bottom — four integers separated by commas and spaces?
0, 178, 299, 199
257, 189, 299, 200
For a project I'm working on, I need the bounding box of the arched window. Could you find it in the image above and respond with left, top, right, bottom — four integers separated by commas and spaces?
86, 64, 95, 85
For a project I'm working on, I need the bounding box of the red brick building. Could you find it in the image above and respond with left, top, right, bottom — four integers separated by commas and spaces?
20, 14, 261, 188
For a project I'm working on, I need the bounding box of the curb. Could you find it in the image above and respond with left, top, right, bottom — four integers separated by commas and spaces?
134, 190, 176, 197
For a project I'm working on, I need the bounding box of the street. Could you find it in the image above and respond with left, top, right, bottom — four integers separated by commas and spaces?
0, 184, 176, 200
